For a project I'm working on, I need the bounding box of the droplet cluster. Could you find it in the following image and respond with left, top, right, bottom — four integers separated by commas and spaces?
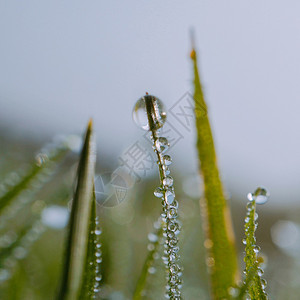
136, 95, 182, 299
243, 187, 269, 299
92, 217, 102, 297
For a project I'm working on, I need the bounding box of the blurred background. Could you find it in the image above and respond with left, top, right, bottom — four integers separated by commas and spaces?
1, 1, 300, 299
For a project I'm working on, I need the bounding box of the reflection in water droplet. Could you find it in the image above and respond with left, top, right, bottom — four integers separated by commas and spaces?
253, 245, 261, 253
257, 267, 264, 276
95, 229, 102, 236
163, 155, 172, 166
163, 176, 174, 187
133, 95, 167, 130
154, 187, 163, 198
261, 278, 267, 289
165, 189, 175, 205
253, 187, 270, 205
155, 137, 169, 153
247, 193, 254, 201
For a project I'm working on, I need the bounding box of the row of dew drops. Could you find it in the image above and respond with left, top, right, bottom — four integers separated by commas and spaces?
242, 187, 269, 299
133, 95, 182, 300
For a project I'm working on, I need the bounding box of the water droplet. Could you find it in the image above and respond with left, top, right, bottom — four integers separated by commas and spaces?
246, 202, 254, 210
35, 153, 49, 166
163, 176, 174, 187
206, 257, 215, 267
147, 243, 155, 251
41, 205, 69, 229
168, 222, 179, 232
154, 187, 163, 198
254, 187, 270, 204
247, 193, 254, 201
204, 239, 213, 249
167, 208, 177, 219
95, 229, 102, 236
253, 245, 261, 253
95, 276, 102, 281
163, 155, 172, 166
168, 238, 178, 248
13, 247, 27, 260
155, 137, 169, 153
170, 264, 180, 274
133, 95, 167, 130
165, 189, 175, 205
228, 287, 239, 297
261, 278, 267, 289
0, 269, 10, 282
148, 266, 156, 274
163, 166, 171, 175
257, 267, 264, 276
242, 238, 247, 245
148, 233, 158, 243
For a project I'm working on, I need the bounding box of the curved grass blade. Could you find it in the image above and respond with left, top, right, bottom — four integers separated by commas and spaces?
133, 219, 163, 300
58, 120, 97, 300
191, 48, 238, 298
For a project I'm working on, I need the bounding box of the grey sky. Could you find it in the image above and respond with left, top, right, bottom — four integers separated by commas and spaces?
1, 1, 300, 207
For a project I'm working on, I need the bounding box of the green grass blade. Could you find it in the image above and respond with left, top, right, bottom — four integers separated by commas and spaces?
0, 143, 69, 215
191, 48, 239, 299
133, 220, 163, 300
58, 120, 97, 300
243, 190, 268, 299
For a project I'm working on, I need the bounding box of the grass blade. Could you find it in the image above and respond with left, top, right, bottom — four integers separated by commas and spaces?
79, 190, 102, 298
191, 48, 239, 298
243, 189, 268, 299
58, 120, 97, 300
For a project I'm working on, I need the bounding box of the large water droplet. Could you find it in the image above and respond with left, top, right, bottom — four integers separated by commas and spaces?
155, 137, 169, 153
261, 278, 267, 289
253, 245, 261, 253
254, 187, 270, 205
148, 233, 158, 242
257, 267, 264, 276
163, 155, 172, 166
163, 176, 174, 187
133, 95, 167, 130
165, 189, 175, 205
154, 187, 163, 198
